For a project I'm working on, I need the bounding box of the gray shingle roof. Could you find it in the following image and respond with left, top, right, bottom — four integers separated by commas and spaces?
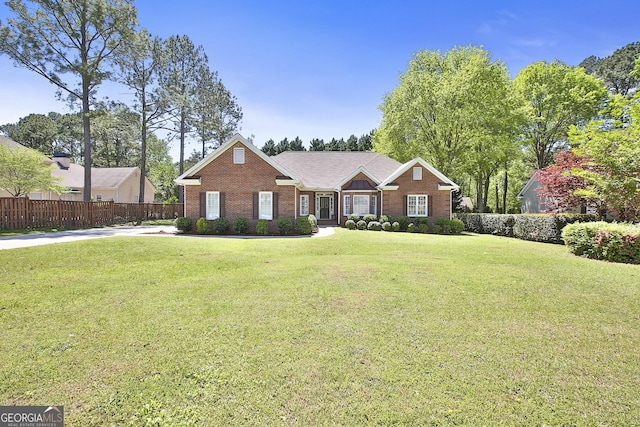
273, 151, 402, 189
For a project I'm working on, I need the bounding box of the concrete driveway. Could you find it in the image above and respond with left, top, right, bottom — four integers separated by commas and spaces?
0, 225, 176, 250
0, 225, 336, 250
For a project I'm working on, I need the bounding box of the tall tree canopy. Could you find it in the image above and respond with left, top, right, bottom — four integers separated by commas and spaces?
158, 34, 207, 178
579, 42, 640, 97
374, 46, 520, 211
569, 95, 640, 220
116, 28, 166, 203
191, 68, 242, 158
512, 61, 607, 169
373, 46, 517, 178
0, 0, 138, 201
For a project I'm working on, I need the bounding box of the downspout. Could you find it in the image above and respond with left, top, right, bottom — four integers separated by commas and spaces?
337, 191, 341, 225
450, 189, 454, 220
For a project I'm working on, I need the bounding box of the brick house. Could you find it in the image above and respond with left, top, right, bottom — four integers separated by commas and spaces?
176, 134, 459, 233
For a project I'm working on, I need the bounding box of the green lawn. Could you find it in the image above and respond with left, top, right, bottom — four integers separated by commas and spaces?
1, 230, 639, 425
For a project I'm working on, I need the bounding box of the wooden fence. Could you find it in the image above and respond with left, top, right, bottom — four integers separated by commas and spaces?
0, 197, 183, 230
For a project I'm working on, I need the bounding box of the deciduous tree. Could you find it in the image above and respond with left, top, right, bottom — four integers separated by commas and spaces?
513, 61, 607, 169
534, 150, 594, 213
0, 144, 62, 197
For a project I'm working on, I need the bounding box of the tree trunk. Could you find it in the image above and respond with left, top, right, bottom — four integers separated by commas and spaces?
139, 96, 147, 204
178, 107, 186, 204
483, 176, 491, 213
502, 169, 508, 214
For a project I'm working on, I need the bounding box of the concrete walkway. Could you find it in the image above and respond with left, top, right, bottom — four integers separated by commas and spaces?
0, 225, 336, 250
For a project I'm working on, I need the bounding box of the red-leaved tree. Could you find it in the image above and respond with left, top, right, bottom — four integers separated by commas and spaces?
535, 150, 597, 213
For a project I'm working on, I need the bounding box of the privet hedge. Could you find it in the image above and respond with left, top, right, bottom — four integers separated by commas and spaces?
454, 213, 598, 244
562, 222, 640, 264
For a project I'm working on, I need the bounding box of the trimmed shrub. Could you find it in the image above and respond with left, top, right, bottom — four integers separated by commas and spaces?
413, 217, 430, 227
196, 217, 210, 235
454, 213, 598, 244
382, 221, 392, 231
379, 214, 392, 224
233, 217, 250, 235
308, 214, 318, 230
451, 219, 464, 234
407, 223, 415, 233
392, 221, 400, 232
212, 217, 229, 234
367, 221, 382, 231
397, 215, 411, 231
345, 219, 357, 230
348, 213, 361, 222
356, 220, 367, 230
434, 217, 451, 234
363, 214, 377, 224
417, 223, 430, 234
295, 215, 314, 235
563, 222, 640, 264
256, 219, 269, 235
277, 217, 292, 235
174, 216, 193, 233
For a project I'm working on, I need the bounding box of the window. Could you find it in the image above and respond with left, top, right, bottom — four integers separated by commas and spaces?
233, 147, 245, 164
413, 166, 422, 180
407, 195, 428, 216
300, 194, 309, 216
353, 195, 369, 216
259, 191, 273, 220
206, 191, 220, 219
371, 195, 377, 216
343, 195, 351, 216
29, 192, 42, 200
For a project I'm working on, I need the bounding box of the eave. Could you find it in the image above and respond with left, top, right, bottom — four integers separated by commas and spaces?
175, 177, 202, 186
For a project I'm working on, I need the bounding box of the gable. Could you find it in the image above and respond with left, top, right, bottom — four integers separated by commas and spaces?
176, 134, 296, 185
380, 158, 459, 191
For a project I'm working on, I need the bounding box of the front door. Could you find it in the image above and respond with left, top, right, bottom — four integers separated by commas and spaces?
319, 196, 330, 220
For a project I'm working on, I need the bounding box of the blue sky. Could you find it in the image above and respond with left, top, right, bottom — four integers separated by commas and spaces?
1, 0, 639, 159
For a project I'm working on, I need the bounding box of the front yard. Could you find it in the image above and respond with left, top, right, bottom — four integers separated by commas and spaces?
1, 229, 639, 425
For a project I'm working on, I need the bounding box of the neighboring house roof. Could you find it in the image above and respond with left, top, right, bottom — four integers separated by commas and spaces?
517, 174, 540, 199
51, 163, 142, 190
274, 151, 402, 190
52, 163, 85, 189
92, 167, 139, 189
0, 134, 26, 150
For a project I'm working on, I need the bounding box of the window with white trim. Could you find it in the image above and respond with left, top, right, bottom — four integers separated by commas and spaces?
407, 195, 428, 216
259, 191, 273, 220
413, 167, 422, 180
353, 195, 369, 216
343, 195, 351, 216
233, 147, 245, 164
371, 195, 377, 216
30, 192, 42, 200
206, 191, 220, 219
300, 194, 309, 216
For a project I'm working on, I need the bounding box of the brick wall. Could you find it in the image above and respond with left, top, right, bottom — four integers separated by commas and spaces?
382, 165, 451, 224
184, 142, 296, 233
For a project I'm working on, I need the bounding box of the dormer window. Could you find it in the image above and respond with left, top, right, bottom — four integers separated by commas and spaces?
413, 166, 422, 180
233, 147, 245, 164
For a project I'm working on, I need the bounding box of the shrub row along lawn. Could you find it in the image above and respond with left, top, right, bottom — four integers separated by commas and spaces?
1, 230, 639, 425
